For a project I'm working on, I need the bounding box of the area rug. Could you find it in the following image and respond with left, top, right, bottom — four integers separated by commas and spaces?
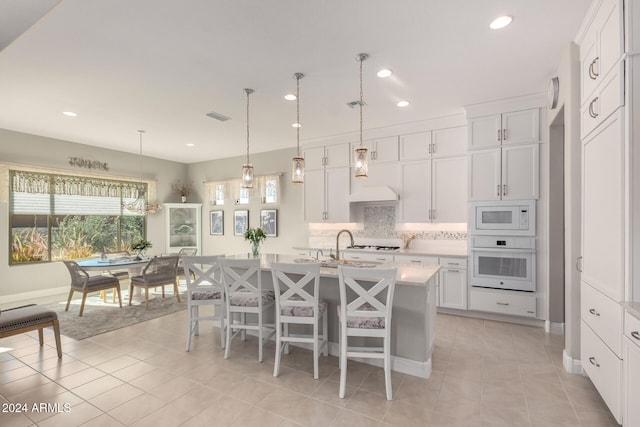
44, 288, 187, 340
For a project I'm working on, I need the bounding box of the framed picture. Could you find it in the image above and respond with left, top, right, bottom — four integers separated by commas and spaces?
234, 210, 249, 236
210, 210, 224, 235
261, 209, 277, 237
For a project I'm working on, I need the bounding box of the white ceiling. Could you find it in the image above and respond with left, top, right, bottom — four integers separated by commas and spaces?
0, 0, 591, 164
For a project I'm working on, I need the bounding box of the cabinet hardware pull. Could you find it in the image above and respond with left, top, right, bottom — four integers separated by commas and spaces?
588, 357, 600, 367
431, 209, 436, 220
503, 184, 507, 196
428, 143, 432, 154
496, 302, 509, 306
588, 60, 596, 80
588, 98, 599, 118
432, 143, 436, 153
502, 129, 507, 140
498, 129, 502, 141
448, 262, 460, 265
576, 256, 583, 272
447, 269, 460, 273
592, 57, 600, 78
410, 260, 421, 263
497, 184, 501, 197
632, 331, 640, 340
589, 308, 600, 316
376, 258, 386, 261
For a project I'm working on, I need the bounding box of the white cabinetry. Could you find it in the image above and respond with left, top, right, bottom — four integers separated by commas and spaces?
351, 136, 399, 163
165, 203, 202, 254
468, 109, 540, 149
342, 252, 395, 263
400, 126, 466, 160
624, 311, 640, 426
304, 144, 351, 222
469, 288, 537, 318
439, 257, 468, 310
401, 155, 467, 222
468, 143, 539, 201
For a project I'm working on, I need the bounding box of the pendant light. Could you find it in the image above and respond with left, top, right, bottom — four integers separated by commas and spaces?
291, 72, 305, 184
354, 53, 369, 178
241, 88, 254, 188
122, 130, 161, 215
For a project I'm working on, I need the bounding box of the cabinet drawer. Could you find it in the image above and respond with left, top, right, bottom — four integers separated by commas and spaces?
394, 254, 438, 266
439, 257, 467, 269
581, 63, 623, 139
625, 311, 640, 348
342, 252, 394, 263
469, 289, 536, 318
581, 321, 622, 423
581, 282, 622, 357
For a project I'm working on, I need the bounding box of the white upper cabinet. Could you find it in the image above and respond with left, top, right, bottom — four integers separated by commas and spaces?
401, 160, 431, 222
580, 0, 623, 106
351, 136, 399, 163
469, 144, 539, 201
400, 127, 466, 160
468, 109, 540, 149
303, 144, 351, 222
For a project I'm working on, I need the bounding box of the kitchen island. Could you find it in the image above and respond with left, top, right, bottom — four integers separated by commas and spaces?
235, 253, 440, 378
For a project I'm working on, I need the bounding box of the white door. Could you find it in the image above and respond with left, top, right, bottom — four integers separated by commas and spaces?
432, 156, 467, 222
304, 169, 325, 222
501, 109, 540, 145
582, 110, 624, 301
439, 268, 467, 310
468, 148, 501, 201
432, 126, 467, 157
401, 160, 431, 222
501, 143, 539, 200
325, 167, 351, 222
468, 114, 501, 149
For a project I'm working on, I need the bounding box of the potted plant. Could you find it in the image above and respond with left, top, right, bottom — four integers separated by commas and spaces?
131, 239, 152, 259
244, 227, 267, 257
171, 180, 193, 203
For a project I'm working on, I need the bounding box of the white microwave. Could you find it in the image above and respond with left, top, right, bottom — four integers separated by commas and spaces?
470, 200, 536, 236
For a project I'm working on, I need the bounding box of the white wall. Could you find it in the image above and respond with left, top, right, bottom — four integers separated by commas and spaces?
0, 129, 187, 298
186, 147, 309, 256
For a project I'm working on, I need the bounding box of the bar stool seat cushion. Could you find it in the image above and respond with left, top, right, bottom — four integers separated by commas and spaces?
230, 290, 275, 307
281, 296, 328, 317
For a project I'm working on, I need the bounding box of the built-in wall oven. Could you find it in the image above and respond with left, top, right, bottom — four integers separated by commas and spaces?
470, 236, 536, 292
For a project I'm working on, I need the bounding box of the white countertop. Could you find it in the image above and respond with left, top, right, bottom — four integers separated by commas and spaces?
294, 246, 468, 258
234, 253, 440, 287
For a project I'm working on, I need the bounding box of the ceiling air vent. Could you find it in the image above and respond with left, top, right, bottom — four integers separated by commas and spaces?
206, 111, 231, 121
346, 100, 366, 109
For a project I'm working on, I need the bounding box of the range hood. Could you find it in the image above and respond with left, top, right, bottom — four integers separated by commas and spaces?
349, 185, 399, 203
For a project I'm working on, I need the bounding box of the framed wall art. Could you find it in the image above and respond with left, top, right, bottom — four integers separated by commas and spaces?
234, 210, 249, 236
210, 210, 224, 235
261, 209, 277, 237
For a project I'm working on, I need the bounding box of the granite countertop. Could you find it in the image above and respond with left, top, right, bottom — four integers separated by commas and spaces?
233, 253, 440, 287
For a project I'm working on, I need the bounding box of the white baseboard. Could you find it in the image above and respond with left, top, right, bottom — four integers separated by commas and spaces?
563, 349, 584, 374
545, 321, 565, 335
1, 286, 68, 306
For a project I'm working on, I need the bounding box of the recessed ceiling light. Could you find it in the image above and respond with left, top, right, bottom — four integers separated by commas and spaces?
397, 100, 410, 108
284, 94, 297, 101
490, 15, 513, 29
377, 69, 393, 78
292, 122, 302, 128
62, 111, 77, 117
186, 143, 195, 147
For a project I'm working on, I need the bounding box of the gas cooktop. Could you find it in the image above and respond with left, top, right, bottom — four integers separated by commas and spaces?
346, 245, 400, 251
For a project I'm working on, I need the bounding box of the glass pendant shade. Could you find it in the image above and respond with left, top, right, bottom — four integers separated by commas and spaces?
242, 163, 254, 188
354, 146, 369, 178
291, 156, 305, 183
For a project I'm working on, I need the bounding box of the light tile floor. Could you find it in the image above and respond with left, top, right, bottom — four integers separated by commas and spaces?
0, 295, 620, 426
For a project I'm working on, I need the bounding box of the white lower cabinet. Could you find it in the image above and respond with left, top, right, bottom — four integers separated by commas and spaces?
342, 252, 394, 263
469, 288, 536, 318
624, 312, 640, 426
582, 321, 623, 424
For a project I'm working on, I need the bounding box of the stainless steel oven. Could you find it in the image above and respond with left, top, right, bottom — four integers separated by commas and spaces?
470, 236, 536, 292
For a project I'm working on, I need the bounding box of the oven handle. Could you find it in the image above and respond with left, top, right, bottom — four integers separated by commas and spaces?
470, 248, 535, 253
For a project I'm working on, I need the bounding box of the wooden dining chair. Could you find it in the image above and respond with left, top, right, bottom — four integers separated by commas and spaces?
129, 256, 180, 309
63, 260, 122, 317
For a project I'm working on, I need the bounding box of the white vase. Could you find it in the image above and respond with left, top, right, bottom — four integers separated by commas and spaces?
181, 196, 187, 203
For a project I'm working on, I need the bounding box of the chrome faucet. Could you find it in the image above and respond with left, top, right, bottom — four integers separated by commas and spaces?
333, 229, 354, 261
315, 249, 324, 260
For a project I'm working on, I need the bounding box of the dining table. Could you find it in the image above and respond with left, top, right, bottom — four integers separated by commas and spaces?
77, 257, 151, 299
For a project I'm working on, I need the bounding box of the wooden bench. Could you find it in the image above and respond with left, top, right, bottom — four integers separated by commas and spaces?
0, 304, 62, 358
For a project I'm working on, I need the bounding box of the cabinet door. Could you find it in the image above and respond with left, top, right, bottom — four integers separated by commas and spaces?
166, 203, 201, 254
432, 126, 467, 157
582, 110, 624, 301
400, 132, 430, 160
501, 109, 540, 145
401, 161, 431, 222
596, 0, 623, 87
468, 114, 501, 149
373, 136, 399, 162
439, 268, 467, 310
304, 146, 326, 170
501, 143, 539, 200
432, 156, 467, 222
325, 167, 351, 222
624, 337, 640, 427
468, 148, 501, 201
581, 25, 599, 104
326, 143, 350, 168
304, 169, 325, 222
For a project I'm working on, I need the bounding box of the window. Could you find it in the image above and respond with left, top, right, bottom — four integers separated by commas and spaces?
214, 184, 225, 205
9, 170, 146, 265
